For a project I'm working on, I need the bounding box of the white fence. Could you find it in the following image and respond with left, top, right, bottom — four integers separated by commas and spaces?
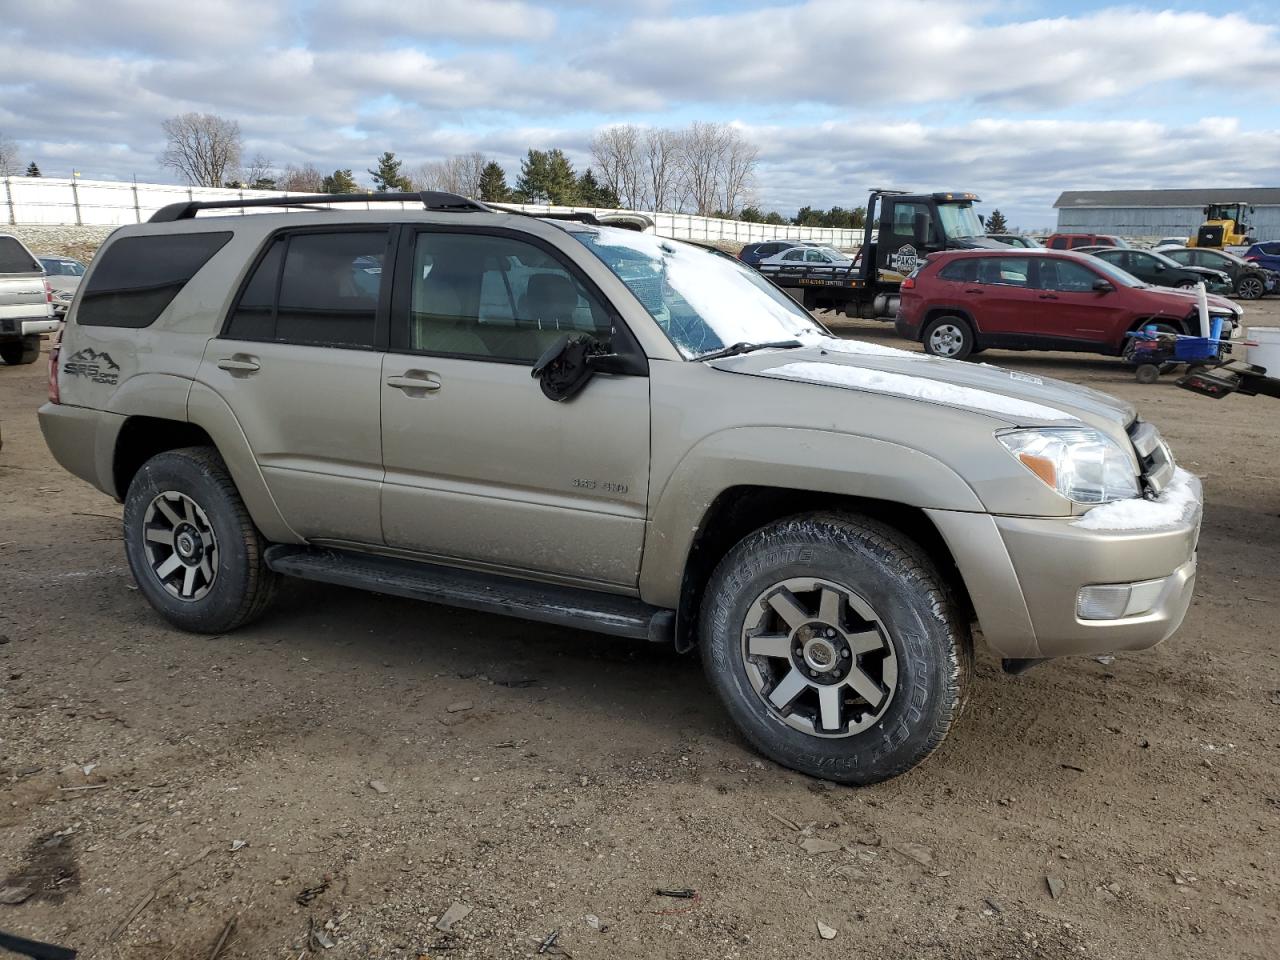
1, 176, 865, 247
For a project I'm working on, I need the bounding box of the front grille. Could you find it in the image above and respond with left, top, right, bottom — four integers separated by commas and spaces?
1128, 419, 1174, 497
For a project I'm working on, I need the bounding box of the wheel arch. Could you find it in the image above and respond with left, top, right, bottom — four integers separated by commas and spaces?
921, 305, 978, 337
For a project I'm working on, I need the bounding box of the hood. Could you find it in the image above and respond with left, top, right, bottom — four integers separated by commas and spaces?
1139, 284, 1242, 317
947, 236, 1011, 250
709, 337, 1136, 431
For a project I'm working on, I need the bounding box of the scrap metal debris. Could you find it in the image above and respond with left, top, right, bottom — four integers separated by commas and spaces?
435, 901, 472, 933
208, 917, 236, 960
654, 888, 697, 899
296, 879, 330, 906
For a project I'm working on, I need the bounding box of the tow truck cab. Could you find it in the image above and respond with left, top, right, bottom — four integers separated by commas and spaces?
865, 190, 1005, 280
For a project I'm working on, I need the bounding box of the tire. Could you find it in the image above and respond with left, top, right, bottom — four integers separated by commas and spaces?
1235, 275, 1265, 300
1176, 280, 1198, 290
0, 337, 40, 365
123, 446, 278, 633
1134, 364, 1161, 384
921, 315, 975, 360
699, 513, 972, 785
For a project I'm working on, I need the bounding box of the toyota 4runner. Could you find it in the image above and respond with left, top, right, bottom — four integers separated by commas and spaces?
39, 192, 1203, 785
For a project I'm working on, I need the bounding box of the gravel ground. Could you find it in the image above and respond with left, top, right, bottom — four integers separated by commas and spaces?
1, 302, 1278, 959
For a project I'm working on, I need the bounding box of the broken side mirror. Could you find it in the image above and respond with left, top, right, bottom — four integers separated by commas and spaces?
531, 334, 642, 401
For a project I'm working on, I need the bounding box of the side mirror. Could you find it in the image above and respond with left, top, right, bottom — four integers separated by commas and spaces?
1092, 279, 1114, 293
532, 334, 641, 401
1155, 262, 1165, 271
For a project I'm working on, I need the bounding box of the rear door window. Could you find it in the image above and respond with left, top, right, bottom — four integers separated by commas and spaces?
223, 230, 388, 348
0, 236, 40, 274
78, 232, 232, 327
975, 257, 1030, 287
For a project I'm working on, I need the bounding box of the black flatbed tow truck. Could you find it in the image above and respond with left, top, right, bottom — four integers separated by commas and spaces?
756, 189, 1006, 318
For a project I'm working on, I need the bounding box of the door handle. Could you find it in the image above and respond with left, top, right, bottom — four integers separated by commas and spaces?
386, 374, 441, 395
216, 356, 260, 373
963, 287, 984, 294
1038, 293, 1059, 300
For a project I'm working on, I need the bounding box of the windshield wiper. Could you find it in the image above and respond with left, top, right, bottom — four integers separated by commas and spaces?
694, 339, 803, 362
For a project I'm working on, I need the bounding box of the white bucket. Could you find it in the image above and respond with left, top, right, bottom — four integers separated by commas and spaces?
1247, 327, 1280, 375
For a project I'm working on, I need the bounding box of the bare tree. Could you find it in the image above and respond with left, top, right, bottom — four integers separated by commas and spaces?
643, 127, 682, 212
413, 152, 487, 197
277, 163, 325, 193
159, 113, 242, 187
717, 127, 758, 216
239, 152, 275, 188
0, 130, 18, 176
590, 125, 642, 209
680, 121, 733, 216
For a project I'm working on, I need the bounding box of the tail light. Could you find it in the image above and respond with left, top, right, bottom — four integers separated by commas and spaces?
1243, 255, 1259, 262
43, 278, 53, 303
48, 333, 61, 404
901, 277, 916, 290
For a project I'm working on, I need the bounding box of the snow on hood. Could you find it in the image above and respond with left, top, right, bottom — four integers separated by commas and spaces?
766, 361, 1074, 422
711, 337, 1136, 428
1073, 468, 1200, 531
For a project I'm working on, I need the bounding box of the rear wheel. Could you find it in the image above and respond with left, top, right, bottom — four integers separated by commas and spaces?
0, 337, 40, 365
699, 513, 971, 785
922, 316, 975, 360
1236, 275, 1265, 300
1176, 279, 1199, 290
123, 447, 278, 633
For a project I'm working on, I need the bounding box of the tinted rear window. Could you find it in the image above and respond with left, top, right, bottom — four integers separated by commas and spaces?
0, 236, 40, 274
78, 232, 232, 327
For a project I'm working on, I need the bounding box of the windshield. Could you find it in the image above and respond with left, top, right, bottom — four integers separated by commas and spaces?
1081, 256, 1146, 287
937, 203, 985, 240
570, 228, 823, 359
39, 258, 84, 277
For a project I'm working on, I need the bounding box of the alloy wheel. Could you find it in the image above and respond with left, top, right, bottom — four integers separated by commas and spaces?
141, 491, 219, 602
740, 577, 898, 738
1237, 276, 1264, 300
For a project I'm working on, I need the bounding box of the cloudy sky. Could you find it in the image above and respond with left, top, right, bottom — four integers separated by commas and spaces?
2, 0, 1278, 227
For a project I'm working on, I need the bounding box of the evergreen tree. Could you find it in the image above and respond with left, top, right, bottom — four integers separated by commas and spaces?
25, 161, 41, 177
985, 208, 1009, 233
477, 161, 510, 202
576, 169, 618, 208
322, 168, 358, 193
515, 148, 579, 204
368, 152, 410, 192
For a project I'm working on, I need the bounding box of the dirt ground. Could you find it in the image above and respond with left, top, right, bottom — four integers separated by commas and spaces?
2, 303, 1278, 960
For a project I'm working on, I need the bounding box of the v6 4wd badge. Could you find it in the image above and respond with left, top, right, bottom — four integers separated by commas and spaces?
63, 348, 120, 385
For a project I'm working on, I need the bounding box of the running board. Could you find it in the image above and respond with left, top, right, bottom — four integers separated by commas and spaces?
263, 545, 674, 642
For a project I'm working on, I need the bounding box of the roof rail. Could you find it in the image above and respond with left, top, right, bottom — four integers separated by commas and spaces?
486, 202, 602, 226
148, 191, 489, 223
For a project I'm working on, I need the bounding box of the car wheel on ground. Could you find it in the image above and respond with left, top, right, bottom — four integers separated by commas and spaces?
699, 513, 971, 785
922, 315, 975, 360
1235, 276, 1265, 300
123, 446, 278, 633
0, 337, 41, 365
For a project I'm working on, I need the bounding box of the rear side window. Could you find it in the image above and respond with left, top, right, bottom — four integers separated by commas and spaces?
1047, 237, 1068, 249
78, 232, 231, 327
224, 230, 387, 349
0, 236, 41, 273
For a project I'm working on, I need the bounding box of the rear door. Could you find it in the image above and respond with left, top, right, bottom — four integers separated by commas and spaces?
0, 235, 50, 333
197, 227, 391, 544
962, 255, 1039, 337
379, 226, 651, 587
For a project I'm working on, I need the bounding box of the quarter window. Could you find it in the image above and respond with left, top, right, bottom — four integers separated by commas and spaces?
0, 236, 40, 274
398, 232, 613, 363
78, 232, 231, 327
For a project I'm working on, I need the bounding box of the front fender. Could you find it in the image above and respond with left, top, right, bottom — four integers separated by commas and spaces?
638, 426, 984, 607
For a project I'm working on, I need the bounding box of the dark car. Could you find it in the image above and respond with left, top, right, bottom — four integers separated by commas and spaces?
737, 239, 824, 267
1082, 247, 1233, 295
1044, 233, 1129, 250
987, 234, 1041, 248
1161, 245, 1275, 300
1242, 241, 1280, 273
894, 249, 1242, 360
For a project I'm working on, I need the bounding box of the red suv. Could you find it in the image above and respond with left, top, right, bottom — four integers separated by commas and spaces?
895, 249, 1243, 360
1045, 233, 1129, 250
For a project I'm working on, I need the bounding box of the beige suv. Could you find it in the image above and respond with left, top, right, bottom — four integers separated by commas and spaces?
39, 192, 1202, 784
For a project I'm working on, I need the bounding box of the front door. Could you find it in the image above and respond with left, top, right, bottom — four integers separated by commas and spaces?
197, 228, 391, 543
379, 227, 651, 588
1031, 257, 1128, 345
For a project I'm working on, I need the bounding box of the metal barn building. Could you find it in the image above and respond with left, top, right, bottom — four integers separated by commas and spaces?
1053, 188, 1280, 242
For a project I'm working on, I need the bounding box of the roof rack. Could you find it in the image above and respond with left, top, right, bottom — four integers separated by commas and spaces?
148, 191, 489, 223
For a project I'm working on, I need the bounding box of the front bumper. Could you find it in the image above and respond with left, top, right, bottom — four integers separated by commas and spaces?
927, 474, 1202, 659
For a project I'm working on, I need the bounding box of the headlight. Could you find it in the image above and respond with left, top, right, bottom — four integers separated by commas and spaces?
998, 428, 1139, 504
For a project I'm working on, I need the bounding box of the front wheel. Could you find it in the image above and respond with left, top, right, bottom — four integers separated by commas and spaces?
699, 514, 971, 785
123, 446, 278, 633
922, 316, 975, 360
1235, 275, 1265, 300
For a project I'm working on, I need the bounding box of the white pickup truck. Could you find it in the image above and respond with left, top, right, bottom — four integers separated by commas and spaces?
1, 233, 58, 365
